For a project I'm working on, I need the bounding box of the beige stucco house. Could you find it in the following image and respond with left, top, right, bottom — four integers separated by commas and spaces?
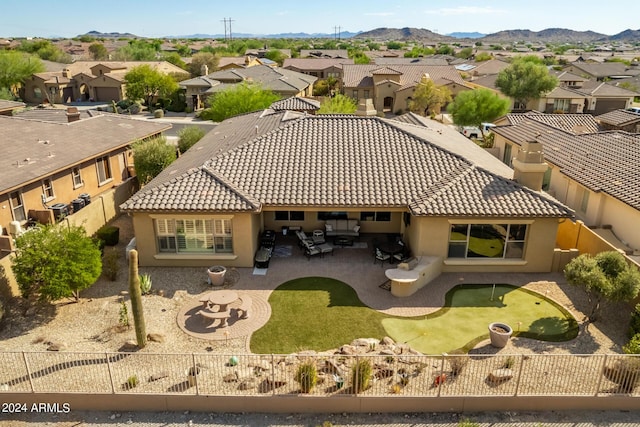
22, 61, 189, 104
0, 114, 170, 254
492, 112, 640, 252
341, 64, 472, 114
121, 110, 573, 273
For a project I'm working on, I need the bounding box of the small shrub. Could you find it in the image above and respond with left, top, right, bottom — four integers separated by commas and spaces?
603, 357, 640, 392
103, 247, 120, 281
628, 303, 640, 338
294, 361, 318, 393
390, 383, 402, 394
447, 351, 469, 376
458, 419, 480, 427
351, 358, 373, 393
139, 274, 152, 295
125, 374, 139, 389
154, 109, 164, 118
177, 126, 206, 154
96, 226, 120, 246
624, 333, 640, 354
502, 355, 516, 369
119, 300, 130, 328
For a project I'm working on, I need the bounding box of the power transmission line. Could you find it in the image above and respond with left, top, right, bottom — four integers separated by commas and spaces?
221, 17, 235, 42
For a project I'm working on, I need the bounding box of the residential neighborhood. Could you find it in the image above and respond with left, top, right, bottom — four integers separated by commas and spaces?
4, 9, 640, 423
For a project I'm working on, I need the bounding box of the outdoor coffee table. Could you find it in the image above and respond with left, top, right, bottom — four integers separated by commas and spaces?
333, 236, 354, 247
200, 290, 239, 312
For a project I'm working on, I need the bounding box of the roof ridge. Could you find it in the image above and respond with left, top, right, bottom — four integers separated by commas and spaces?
201, 165, 261, 210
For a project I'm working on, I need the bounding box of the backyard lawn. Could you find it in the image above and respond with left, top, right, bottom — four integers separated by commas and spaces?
250, 278, 578, 355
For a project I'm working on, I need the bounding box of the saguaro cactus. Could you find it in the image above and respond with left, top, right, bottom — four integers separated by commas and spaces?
128, 249, 147, 348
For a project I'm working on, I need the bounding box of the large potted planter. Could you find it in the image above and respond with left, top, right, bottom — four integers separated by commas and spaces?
207, 266, 227, 286
488, 322, 513, 348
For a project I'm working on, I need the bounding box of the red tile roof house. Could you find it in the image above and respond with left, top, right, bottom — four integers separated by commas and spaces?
121, 110, 573, 285
0, 114, 170, 258
492, 112, 640, 253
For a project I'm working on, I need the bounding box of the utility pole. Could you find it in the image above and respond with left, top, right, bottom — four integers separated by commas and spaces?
334, 26, 341, 41
221, 18, 235, 42
221, 18, 228, 42
228, 17, 235, 41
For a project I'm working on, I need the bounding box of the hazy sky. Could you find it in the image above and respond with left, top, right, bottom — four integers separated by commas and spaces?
3, 0, 638, 38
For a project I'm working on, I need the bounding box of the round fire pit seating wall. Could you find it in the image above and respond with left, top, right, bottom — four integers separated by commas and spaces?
489, 322, 513, 348
207, 266, 227, 286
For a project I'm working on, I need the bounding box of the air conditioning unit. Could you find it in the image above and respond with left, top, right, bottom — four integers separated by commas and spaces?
49, 203, 69, 221
9, 221, 22, 238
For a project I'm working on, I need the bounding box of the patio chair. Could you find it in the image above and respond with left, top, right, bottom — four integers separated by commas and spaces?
374, 248, 391, 266
303, 240, 321, 260
393, 242, 411, 263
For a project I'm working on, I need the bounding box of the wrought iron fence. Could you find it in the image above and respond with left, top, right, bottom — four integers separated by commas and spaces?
0, 351, 638, 397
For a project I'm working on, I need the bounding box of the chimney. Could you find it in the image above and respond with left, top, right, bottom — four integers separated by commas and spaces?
66, 107, 80, 123
201, 64, 209, 76
512, 140, 548, 191
355, 98, 377, 116
62, 68, 70, 78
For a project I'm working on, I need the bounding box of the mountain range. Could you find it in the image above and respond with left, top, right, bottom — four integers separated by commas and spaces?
82, 27, 640, 43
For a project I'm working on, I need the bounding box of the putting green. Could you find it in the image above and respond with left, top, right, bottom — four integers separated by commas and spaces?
251, 279, 578, 355
382, 284, 578, 354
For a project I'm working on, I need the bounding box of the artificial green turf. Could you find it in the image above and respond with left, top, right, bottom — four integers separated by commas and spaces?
382, 284, 579, 354
250, 279, 578, 355
249, 277, 389, 354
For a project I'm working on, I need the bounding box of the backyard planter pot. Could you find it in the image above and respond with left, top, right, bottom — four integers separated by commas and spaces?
489, 322, 513, 348
207, 266, 227, 286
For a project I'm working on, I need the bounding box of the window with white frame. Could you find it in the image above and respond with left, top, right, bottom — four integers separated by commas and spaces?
42, 178, 55, 201
553, 98, 571, 112
9, 191, 26, 222
155, 218, 233, 254
448, 223, 528, 259
72, 167, 83, 188
96, 156, 112, 184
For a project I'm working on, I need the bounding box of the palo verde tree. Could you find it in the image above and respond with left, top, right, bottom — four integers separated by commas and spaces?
448, 88, 509, 139
124, 64, 179, 110
408, 75, 452, 116
564, 251, 640, 322
495, 57, 558, 109
12, 225, 102, 303
177, 126, 206, 154
0, 51, 45, 97
132, 136, 176, 185
318, 93, 357, 114
199, 82, 280, 122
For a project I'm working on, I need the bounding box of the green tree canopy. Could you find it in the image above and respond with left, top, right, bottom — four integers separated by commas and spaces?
188, 52, 219, 76
88, 43, 108, 60
408, 75, 452, 116
132, 136, 176, 185
12, 225, 102, 303
17, 39, 72, 63
495, 58, 558, 107
263, 49, 287, 66
113, 39, 160, 61
162, 52, 187, 70
448, 88, 509, 137
318, 94, 357, 114
124, 64, 179, 108
0, 51, 44, 96
199, 82, 280, 122
177, 126, 206, 153
564, 251, 640, 322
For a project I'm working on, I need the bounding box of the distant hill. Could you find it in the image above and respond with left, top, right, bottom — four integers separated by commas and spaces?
82, 30, 138, 39
448, 32, 485, 39
609, 29, 640, 41
481, 28, 607, 43
353, 27, 452, 42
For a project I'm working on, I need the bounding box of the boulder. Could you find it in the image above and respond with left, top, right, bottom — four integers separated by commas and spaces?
488, 368, 514, 385
147, 333, 165, 343
238, 377, 257, 391
223, 372, 239, 383
47, 341, 66, 351
148, 372, 169, 382
381, 336, 395, 345
351, 338, 380, 347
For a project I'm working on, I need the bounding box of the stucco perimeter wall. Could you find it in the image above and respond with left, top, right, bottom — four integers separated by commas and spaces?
133, 212, 257, 268
2, 393, 639, 413
410, 217, 560, 273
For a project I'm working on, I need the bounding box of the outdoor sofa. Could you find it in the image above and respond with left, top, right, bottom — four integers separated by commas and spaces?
324, 219, 360, 237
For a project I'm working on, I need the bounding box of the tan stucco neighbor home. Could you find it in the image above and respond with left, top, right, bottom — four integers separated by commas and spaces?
121, 110, 573, 273
492, 113, 640, 252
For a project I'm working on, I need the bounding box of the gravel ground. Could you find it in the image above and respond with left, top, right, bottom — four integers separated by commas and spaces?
3, 409, 640, 426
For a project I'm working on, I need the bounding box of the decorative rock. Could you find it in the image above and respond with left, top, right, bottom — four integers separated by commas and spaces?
25, 307, 37, 317
238, 377, 257, 390
297, 350, 317, 357
223, 372, 239, 382
339, 345, 358, 355
324, 359, 345, 375
379, 349, 396, 356
488, 368, 514, 385
147, 333, 165, 343
395, 343, 411, 354
381, 336, 395, 345
148, 372, 169, 382
351, 338, 380, 347
47, 341, 66, 351
375, 368, 395, 379
121, 340, 138, 351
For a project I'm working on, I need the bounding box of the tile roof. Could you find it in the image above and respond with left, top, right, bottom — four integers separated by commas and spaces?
0, 115, 170, 194
13, 107, 92, 123
204, 65, 317, 93
342, 64, 468, 89
567, 62, 632, 78
504, 112, 600, 134
270, 97, 320, 111
0, 100, 25, 112
300, 49, 350, 59
282, 58, 354, 70
595, 109, 640, 126
373, 58, 449, 66
492, 120, 640, 210
122, 113, 572, 219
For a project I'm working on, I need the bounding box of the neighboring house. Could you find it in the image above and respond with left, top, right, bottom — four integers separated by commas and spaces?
457, 59, 510, 78
121, 110, 572, 273
0, 114, 170, 246
341, 64, 471, 114
0, 100, 25, 115
245, 48, 291, 59
563, 62, 639, 81
595, 109, 640, 132
180, 65, 317, 111
299, 49, 349, 59
269, 97, 320, 114
217, 56, 276, 70
22, 61, 190, 104
282, 58, 353, 82
492, 113, 640, 250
